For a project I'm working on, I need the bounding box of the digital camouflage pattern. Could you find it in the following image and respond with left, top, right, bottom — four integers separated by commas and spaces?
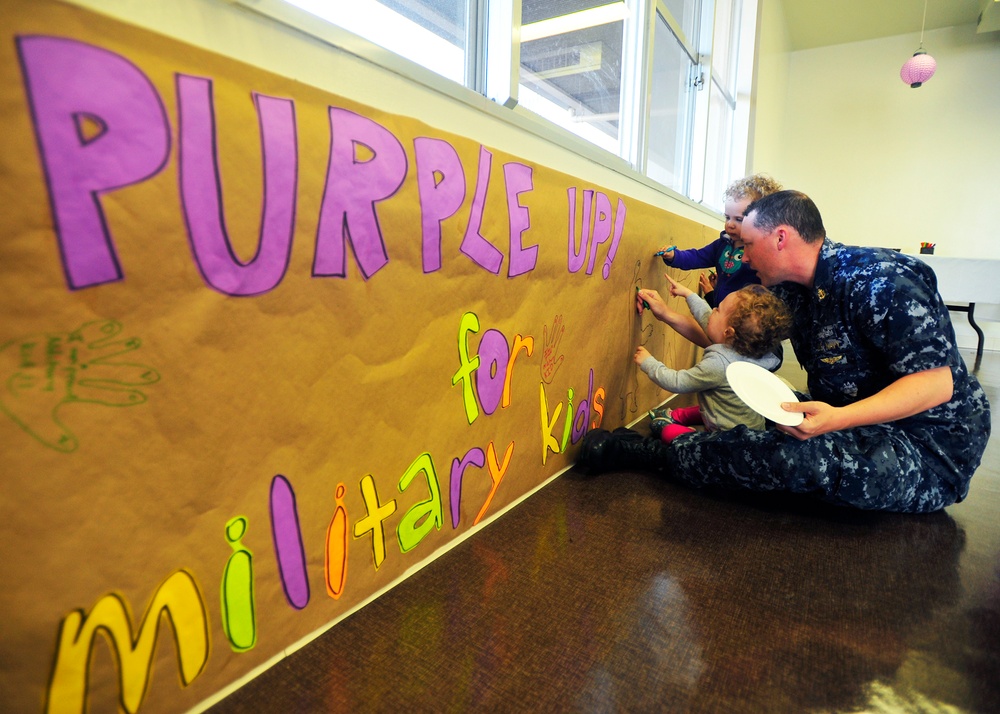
666, 240, 991, 513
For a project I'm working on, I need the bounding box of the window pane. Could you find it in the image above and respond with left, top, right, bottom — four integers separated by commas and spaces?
661, 0, 700, 44
711, 0, 738, 93
646, 12, 694, 193
286, 0, 467, 84
702, 81, 733, 210
518, 1, 628, 153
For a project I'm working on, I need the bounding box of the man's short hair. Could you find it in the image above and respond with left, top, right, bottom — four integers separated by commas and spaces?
745, 190, 826, 243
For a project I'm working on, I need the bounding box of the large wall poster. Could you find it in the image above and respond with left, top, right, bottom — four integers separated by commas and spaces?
0, 0, 712, 711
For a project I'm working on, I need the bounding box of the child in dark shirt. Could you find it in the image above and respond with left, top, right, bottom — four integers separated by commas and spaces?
659, 174, 782, 306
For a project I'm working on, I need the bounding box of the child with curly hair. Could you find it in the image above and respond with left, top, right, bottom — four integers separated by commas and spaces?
659, 174, 782, 306
634, 276, 792, 443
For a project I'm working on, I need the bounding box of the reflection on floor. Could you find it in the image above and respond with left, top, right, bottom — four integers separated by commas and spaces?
208, 348, 1000, 713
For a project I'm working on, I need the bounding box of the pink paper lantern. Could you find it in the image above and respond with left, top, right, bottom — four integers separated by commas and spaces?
900, 50, 937, 88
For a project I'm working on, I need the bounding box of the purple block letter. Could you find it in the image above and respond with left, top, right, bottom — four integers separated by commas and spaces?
177, 76, 298, 296
504, 162, 537, 278
586, 192, 613, 275
16, 36, 170, 289
314, 108, 407, 279
270, 474, 310, 610
475, 329, 510, 416
460, 145, 504, 274
450, 447, 486, 528
567, 188, 593, 274
414, 137, 466, 274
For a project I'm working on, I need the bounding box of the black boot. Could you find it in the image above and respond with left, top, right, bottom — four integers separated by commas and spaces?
576, 428, 616, 474
577, 427, 673, 475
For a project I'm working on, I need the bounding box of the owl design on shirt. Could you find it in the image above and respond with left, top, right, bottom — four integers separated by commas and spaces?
718, 243, 745, 275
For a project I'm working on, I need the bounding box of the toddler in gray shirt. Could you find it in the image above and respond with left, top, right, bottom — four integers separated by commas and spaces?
634, 280, 791, 442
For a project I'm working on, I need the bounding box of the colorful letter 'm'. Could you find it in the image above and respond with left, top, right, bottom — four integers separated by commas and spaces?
45, 570, 208, 714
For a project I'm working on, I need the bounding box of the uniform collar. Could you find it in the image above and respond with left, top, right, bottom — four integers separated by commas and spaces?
811, 238, 840, 302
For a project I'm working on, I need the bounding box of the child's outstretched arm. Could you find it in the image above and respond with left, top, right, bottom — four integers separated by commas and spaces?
636, 349, 727, 394
664, 273, 694, 299
637, 288, 711, 349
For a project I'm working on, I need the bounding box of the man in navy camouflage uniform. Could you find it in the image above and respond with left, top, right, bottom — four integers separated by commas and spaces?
580, 191, 990, 513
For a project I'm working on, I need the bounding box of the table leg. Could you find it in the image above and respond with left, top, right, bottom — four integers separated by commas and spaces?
968, 303, 985, 362
946, 302, 985, 366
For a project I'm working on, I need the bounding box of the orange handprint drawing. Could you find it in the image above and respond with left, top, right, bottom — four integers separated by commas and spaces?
540, 314, 565, 384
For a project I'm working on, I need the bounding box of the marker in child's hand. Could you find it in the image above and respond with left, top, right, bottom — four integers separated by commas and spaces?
654, 246, 676, 257
636, 286, 651, 309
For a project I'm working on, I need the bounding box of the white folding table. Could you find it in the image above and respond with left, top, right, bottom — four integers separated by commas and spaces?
914, 255, 999, 362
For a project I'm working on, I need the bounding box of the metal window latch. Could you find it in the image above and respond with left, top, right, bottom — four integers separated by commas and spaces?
690, 68, 705, 90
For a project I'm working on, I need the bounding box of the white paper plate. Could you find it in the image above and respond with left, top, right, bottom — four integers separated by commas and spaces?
726, 361, 804, 427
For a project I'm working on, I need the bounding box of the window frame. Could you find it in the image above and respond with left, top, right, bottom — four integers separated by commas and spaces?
231, 0, 743, 221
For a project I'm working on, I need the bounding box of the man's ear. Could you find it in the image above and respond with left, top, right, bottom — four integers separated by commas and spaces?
775, 227, 788, 250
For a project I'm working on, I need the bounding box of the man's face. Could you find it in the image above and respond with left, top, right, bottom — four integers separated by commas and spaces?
739, 212, 779, 286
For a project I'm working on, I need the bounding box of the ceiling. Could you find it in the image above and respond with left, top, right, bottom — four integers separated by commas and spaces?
781, 0, 987, 50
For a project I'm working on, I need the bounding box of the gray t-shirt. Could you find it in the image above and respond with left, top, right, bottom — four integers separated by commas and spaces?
639, 293, 779, 431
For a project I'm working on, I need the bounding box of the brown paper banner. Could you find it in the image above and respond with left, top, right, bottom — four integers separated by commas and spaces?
0, 1, 711, 711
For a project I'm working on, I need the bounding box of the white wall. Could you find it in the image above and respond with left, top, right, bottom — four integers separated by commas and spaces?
749, 0, 791, 173
753, 13, 1000, 352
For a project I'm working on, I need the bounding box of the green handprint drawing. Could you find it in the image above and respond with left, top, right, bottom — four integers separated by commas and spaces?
0, 319, 160, 452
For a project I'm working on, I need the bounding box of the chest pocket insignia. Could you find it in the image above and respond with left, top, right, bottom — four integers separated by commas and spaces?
820, 355, 844, 364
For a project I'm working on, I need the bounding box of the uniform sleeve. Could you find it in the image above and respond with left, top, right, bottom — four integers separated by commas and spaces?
639, 352, 727, 394
855, 259, 957, 377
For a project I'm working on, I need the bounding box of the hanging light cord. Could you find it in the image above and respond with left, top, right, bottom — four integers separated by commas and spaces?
919, 0, 928, 50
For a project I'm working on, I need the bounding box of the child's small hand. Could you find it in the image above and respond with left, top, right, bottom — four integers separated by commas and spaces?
637, 288, 666, 317
698, 271, 716, 294
634, 345, 651, 365
664, 273, 693, 299
657, 245, 675, 262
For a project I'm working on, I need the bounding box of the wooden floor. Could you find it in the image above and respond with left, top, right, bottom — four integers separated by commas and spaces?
207, 348, 1000, 713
